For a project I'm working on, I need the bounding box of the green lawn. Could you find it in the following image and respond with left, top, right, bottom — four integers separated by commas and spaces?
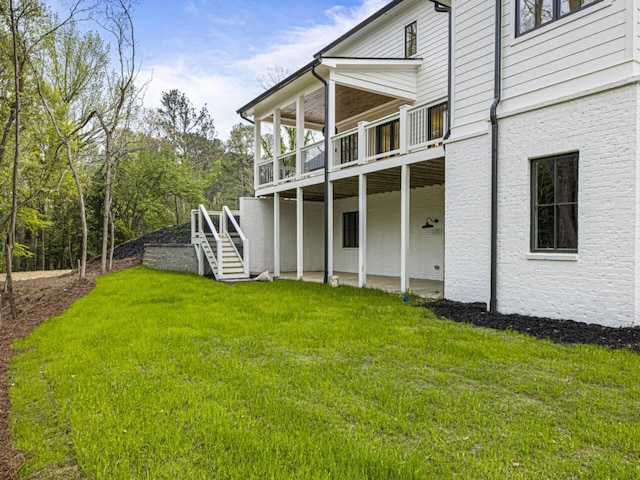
9, 267, 640, 479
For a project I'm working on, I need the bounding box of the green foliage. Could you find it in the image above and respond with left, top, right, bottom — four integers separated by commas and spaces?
0, 1, 257, 273
10, 268, 640, 479
112, 137, 205, 234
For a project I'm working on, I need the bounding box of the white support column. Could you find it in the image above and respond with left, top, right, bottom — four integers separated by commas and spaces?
399, 105, 409, 155
273, 192, 280, 278
198, 246, 204, 276
296, 95, 305, 179
400, 164, 410, 293
327, 79, 337, 169
327, 180, 334, 277
273, 109, 281, 183
358, 174, 367, 288
254, 119, 261, 190
357, 121, 367, 165
296, 187, 304, 280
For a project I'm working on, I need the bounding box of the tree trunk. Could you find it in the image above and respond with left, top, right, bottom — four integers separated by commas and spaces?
101, 133, 112, 274
5, 0, 20, 321
109, 210, 115, 271
65, 143, 88, 279
41, 228, 45, 270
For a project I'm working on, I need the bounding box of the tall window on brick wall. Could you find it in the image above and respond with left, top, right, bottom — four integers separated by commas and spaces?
531, 153, 578, 252
517, 0, 600, 36
405, 21, 417, 57
343, 212, 359, 248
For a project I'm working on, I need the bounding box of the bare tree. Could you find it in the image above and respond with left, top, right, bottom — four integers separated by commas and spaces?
93, 0, 139, 274
29, 25, 107, 280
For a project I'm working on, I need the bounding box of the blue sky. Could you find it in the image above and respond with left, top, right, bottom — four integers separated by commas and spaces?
126, 0, 390, 139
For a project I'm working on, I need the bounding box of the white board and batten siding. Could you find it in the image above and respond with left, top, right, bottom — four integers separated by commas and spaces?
323, 0, 448, 108
500, 0, 630, 115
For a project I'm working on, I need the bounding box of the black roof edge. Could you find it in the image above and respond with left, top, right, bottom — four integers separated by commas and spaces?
236, 58, 321, 116
313, 0, 406, 58
237, 0, 412, 117
320, 56, 423, 61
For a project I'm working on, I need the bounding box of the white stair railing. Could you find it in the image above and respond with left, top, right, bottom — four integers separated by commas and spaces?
191, 204, 249, 280
194, 204, 222, 279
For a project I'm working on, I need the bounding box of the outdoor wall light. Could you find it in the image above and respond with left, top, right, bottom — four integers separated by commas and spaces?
421, 217, 439, 229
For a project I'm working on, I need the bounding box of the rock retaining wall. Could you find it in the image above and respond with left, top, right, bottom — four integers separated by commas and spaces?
143, 244, 198, 274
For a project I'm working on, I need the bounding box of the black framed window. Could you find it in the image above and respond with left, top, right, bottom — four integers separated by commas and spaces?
531, 153, 578, 252
428, 102, 448, 141
405, 21, 417, 57
375, 119, 399, 155
517, 0, 601, 36
343, 212, 359, 248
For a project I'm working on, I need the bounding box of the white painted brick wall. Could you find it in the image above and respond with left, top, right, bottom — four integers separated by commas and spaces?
497, 85, 638, 327
444, 132, 492, 303
636, 85, 640, 327
332, 185, 445, 280
239, 197, 324, 275
241, 186, 445, 281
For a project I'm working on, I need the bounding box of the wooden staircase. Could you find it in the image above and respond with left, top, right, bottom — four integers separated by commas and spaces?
192, 205, 250, 281
219, 234, 246, 278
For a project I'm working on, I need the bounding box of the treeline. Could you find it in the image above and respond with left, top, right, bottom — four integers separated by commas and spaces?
0, 0, 254, 317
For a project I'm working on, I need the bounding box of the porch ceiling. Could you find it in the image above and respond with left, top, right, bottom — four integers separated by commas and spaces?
273, 158, 445, 202
279, 85, 397, 130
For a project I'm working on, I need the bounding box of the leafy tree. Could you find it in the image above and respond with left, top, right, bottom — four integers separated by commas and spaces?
150, 89, 225, 218
112, 134, 204, 236
216, 123, 254, 209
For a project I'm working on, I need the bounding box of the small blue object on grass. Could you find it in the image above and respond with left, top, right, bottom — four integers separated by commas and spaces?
403, 296, 410, 303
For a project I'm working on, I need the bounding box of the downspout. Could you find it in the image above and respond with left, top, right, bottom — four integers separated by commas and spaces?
489, 0, 502, 312
311, 64, 330, 284
240, 112, 255, 125
432, 1, 451, 140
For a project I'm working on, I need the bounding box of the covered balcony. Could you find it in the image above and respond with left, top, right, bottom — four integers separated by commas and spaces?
238, 57, 447, 192
255, 98, 447, 189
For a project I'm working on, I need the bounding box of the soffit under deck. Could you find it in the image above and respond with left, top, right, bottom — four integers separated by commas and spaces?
278, 85, 397, 130
272, 158, 445, 202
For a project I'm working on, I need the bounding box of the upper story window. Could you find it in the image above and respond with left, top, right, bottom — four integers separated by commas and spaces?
405, 21, 417, 57
531, 153, 578, 252
517, 0, 601, 36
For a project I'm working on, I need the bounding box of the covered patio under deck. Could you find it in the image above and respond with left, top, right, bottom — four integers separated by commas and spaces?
279, 271, 443, 299
268, 155, 446, 294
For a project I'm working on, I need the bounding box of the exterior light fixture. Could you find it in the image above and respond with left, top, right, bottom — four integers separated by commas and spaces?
422, 217, 439, 229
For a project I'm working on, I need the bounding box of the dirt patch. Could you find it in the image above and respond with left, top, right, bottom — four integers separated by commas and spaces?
423, 300, 640, 354
0, 271, 74, 283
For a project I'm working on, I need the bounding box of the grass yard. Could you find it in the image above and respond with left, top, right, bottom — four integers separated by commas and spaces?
9, 267, 640, 479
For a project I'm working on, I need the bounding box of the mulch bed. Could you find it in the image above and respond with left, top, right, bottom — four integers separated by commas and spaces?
423, 300, 640, 354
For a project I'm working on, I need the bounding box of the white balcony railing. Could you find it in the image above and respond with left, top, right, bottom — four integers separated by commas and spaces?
332, 100, 447, 170
302, 140, 325, 173
256, 99, 447, 188
257, 159, 274, 187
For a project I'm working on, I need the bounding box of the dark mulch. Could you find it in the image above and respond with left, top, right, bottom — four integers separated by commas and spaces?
423, 300, 640, 353
110, 223, 191, 260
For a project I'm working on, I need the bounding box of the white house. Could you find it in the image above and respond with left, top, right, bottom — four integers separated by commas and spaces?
212, 0, 640, 328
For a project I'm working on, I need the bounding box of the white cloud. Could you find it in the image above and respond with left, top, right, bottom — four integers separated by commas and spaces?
140, 0, 391, 140
234, 0, 390, 77
139, 62, 253, 140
